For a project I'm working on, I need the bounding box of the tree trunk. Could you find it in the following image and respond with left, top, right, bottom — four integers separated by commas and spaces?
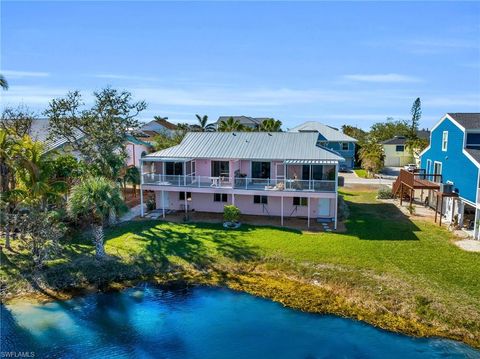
4, 222, 11, 250
92, 224, 106, 259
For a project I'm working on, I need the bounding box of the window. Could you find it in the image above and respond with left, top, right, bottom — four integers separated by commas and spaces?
302, 165, 324, 180
211, 161, 229, 177
251, 162, 271, 179
433, 162, 442, 183
253, 195, 268, 204
442, 131, 448, 151
293, 197, 308, 206
395, 145, 404, 152
179, 192, 192, 200
341, 142, 349, 151
214, 193, 228, 202
141, 151, 147, 157
466, 133, 480, 149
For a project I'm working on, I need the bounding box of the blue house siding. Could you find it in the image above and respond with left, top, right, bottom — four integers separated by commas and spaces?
420, 117, 479, 204
320, 141, 356, 168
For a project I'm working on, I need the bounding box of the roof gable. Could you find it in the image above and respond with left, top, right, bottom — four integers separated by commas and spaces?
288, 121, 358, 142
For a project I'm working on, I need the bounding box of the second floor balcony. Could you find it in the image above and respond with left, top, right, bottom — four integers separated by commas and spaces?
142, 173, 336, 193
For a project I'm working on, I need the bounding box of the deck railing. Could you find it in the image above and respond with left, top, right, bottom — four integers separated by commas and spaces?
142, 173, 336, 192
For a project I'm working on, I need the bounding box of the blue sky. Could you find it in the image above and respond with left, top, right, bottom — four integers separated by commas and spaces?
1, 1, 479, 129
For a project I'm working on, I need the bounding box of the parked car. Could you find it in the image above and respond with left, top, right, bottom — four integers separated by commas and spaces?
339, 164, 349, 172
404, 163, 417, 172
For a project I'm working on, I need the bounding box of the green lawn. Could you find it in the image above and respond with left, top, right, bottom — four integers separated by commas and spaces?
353, 168, 369, 178
2, 189, 479, 346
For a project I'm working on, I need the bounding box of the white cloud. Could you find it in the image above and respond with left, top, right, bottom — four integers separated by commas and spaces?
2, 70, 50, 78
93, 74, 158, 81
342, 73, 421, 83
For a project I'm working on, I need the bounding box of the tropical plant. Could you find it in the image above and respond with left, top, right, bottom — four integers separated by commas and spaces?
119, 165, 140, 196
191, 114, 216, 132
0, 74, 8, 90
153, 131, 185, 151
377, 187, 394, 199
359, 141, 385, 175
218, 117, 245, 132
259, 118, 282, 132
68, 176, 127, 259
1, 106, 35, 137
224, 205, 241, 223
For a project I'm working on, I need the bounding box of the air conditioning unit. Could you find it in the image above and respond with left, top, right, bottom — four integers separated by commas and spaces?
440, 183, 453, 193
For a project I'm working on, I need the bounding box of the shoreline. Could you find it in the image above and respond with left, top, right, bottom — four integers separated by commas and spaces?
2, 267, 479, 350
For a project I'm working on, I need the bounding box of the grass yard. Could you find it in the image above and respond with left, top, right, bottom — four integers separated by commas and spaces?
353, 168, 369, 178
1, 189, 479, 346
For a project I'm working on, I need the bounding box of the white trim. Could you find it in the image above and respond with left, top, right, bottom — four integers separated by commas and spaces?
442, 131, 448, 152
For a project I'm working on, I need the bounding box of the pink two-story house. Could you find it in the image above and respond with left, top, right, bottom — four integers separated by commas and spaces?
140, 132, 344, 228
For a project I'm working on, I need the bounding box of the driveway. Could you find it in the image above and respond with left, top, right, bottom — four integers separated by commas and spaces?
381, 167, 401, 177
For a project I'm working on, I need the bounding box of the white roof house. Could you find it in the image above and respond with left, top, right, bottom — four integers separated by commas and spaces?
288, 121, 357, 142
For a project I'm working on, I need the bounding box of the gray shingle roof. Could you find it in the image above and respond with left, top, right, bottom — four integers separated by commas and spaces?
381, 136, 407, 145
288, 121, 358, 142
448, 113, 480, 130
146, 132, 344, 162
466, 148, 480, 165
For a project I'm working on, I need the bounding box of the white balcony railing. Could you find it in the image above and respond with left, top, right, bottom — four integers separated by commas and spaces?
142, 173, 336, 192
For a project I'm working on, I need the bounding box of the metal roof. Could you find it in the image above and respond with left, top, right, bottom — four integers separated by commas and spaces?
288, 121, 358, 142
448, 113, 480, 130
284, 159, 339, 165
145, 132, 344, 162
381, 136, 407, 145
30, 119, 84, 153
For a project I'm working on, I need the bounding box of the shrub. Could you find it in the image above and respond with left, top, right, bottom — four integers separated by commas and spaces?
146, 198, 156, 211
377, 187, 394, 199
224, 205, 241, 223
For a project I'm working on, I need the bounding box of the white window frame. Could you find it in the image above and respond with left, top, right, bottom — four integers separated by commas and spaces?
426, 159, 432, 174
442, 131, 448, 152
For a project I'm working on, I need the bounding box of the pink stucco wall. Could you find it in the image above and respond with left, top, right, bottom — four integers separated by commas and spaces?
126, 142, 149, 168
154, 190, 334, 218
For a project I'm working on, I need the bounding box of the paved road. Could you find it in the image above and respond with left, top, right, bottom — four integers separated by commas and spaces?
341, 171, 394, 186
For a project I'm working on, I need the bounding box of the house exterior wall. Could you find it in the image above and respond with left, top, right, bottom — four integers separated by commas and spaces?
154, 190, 332, 218
383, 144, 413, 167
420, 117, 479, 204
321, 141, 356, 168
126, 142, 149, 168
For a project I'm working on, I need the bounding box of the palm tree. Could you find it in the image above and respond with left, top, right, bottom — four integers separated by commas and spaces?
0, 75, 8, 90
217, 117, 245, 132
191, 114, 216, 132
68, 176, 126, 259
259, 118, 282, 132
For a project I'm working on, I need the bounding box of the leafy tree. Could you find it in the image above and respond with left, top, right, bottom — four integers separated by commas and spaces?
191, 114, 216, 132
369, 117, 410, 142
341, 125, 368, 143
1, 106, 35, 137
16, 208, 65, 268
359, 141, 385, 176
68, 176, 127, 259
0, 74, 8, 90
49, 154, 86, 189
409, 97, 422, 139
259, 118, 282, 132
218, 117, 245, 132
45, 88, 146, 179
153, 130, 185, 151
118, 165, 140, 196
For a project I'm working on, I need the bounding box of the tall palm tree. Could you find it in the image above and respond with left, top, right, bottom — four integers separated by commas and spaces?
259, 118, 282, 132
191, 114, 216, 132
68, 176, 126, 259
217, 117, 245, 132
0, 74, 8, 90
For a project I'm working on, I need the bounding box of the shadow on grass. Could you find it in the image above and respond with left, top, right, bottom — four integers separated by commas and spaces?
344, 201, 421, 241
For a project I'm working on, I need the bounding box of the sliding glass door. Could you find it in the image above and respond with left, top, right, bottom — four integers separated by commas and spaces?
252, 162, 271, 179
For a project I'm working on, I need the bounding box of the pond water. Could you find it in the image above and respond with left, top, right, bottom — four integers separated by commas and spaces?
1, 286, 479, 358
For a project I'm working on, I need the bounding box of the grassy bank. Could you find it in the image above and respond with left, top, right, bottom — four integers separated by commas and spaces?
353, 168, 369, 178
1, 190, 480, 347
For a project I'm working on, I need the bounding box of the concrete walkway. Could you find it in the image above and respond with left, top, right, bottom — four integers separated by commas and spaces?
341, 171, 394, 186
454, 239, 480, 252
119, 203, 145, 222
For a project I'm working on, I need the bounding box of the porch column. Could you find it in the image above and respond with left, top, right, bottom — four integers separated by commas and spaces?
140, 160, 144, 217
334, 194, 338, 230
183, 162, 186, 186
232, 193, 235, 206
474, 207, 480, 240
162, 190, 165, 218
307, 197, 310, 228
184, 192, 188, 214
281, 196, 284, 226
458, 200, 465, 227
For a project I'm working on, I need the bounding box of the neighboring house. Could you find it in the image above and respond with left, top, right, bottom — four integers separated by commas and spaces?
138, 118, 178, 143
216, 116, 270, 130
140, 132, 344, 228
288, 121, 357, 169
29, 118, 84, 156
420, 113, 480, 239
381, 136, 413, 167
125, 135, 153, 168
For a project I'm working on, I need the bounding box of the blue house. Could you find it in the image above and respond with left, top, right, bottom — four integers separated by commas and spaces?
420, 113, 480, 240
289, 121, 357, 169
